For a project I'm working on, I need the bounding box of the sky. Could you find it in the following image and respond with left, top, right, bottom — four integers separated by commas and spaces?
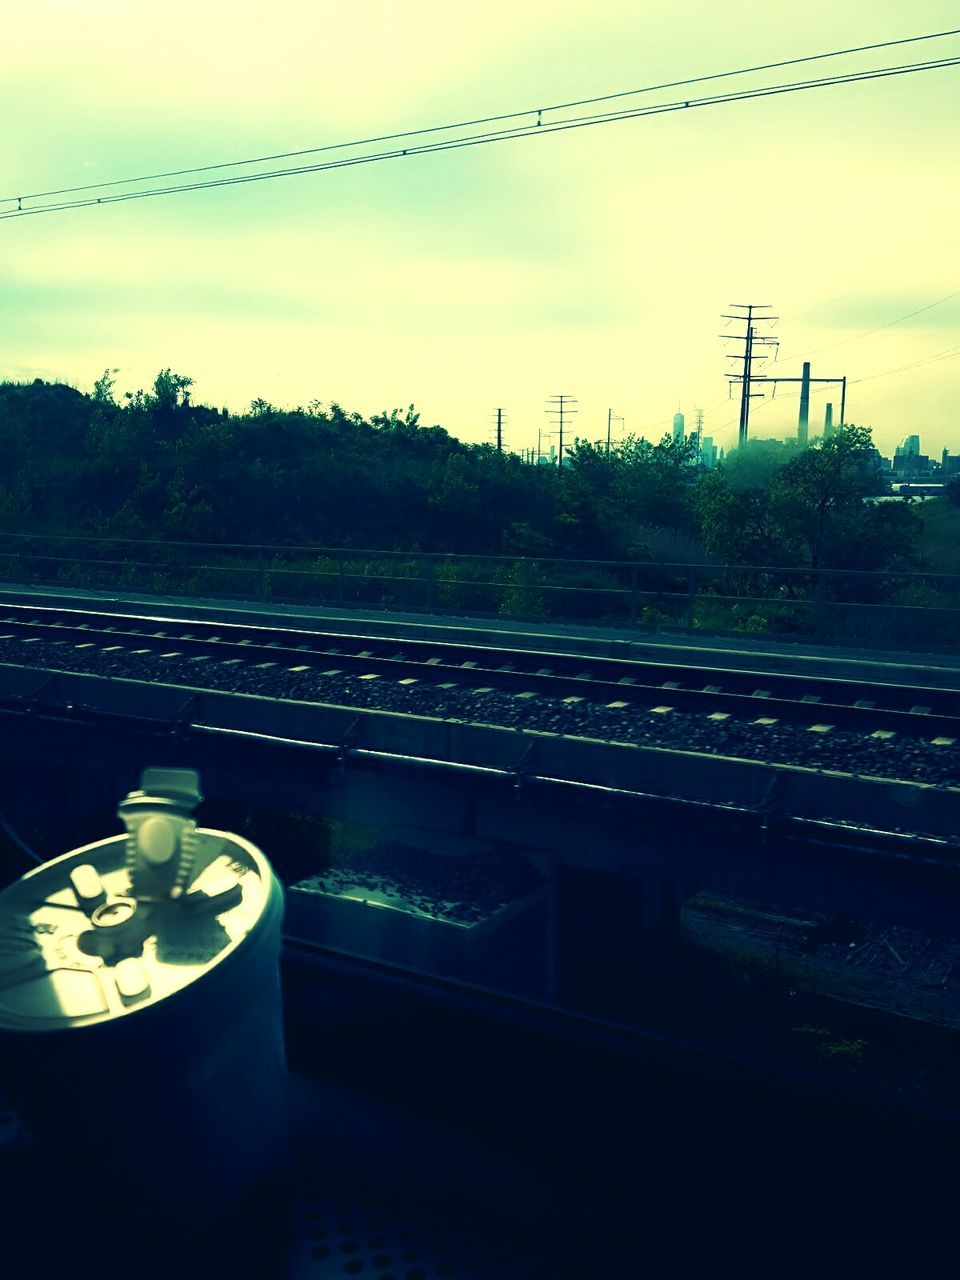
1, 1, 958, 458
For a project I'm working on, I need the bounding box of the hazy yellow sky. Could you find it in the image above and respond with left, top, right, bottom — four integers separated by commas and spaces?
1, 1, 958, 457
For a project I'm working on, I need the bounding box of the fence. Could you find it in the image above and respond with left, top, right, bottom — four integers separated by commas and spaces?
0, 531, 958, 650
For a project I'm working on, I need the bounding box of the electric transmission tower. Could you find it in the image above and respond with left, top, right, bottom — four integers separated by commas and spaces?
490, 407, 507, 452
545, 395, 578, 473
721, 303, 779, 446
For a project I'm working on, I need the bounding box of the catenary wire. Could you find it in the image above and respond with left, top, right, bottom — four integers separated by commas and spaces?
2, 54, 959, 221
3, 27, 958, 206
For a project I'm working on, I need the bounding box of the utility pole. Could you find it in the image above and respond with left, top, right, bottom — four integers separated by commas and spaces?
606, 408, 624, 458
721, 303, 778, 447
546, 395, 578, 475
492, 407, 506, 452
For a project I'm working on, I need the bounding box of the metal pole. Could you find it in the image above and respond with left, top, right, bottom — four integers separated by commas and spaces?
686, 568, 697, 633
840, 376, 847, 426
738, 315, 754, 447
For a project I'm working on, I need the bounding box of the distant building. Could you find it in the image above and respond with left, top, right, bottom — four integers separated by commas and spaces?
700, 436, 717, 468
891, 451, 930, 478
942, 449, 960, 477
889, 433, 934, 479
895, 434, 921, 457
672, 411, 685, 443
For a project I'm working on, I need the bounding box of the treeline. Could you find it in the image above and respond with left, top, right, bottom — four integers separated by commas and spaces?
0, 370, 925, 576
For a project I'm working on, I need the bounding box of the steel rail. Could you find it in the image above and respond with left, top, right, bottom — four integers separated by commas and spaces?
1, 601, 960, 741
0, 667, 955, 860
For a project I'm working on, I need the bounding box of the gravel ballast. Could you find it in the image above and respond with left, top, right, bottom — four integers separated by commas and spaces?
0, 636, 957, 787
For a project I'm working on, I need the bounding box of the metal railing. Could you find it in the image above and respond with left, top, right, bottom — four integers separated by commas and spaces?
0, 530, 958, 649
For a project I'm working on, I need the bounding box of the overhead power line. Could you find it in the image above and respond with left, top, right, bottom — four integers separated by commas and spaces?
849, 343, 960, 385
4, 26, 957, 208
2, 47, 960, 221
786, 284, 960, 362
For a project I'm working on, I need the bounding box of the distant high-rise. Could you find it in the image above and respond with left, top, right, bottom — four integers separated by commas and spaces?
672, 411, 685, 442
896, 434, 921, 457
700, 436, 717, 468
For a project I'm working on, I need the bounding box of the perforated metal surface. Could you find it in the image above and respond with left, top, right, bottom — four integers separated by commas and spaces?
289, 1158, 535, 1280
1, 1082, 541, 1277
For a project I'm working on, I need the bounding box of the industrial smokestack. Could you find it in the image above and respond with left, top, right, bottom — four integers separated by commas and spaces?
797, 361, 811, 447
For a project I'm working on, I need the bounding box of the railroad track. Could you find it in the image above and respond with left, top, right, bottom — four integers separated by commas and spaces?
0, 600, 958, 745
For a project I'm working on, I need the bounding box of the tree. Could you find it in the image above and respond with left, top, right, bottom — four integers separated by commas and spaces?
697, 470, 796, 565
720, 437, 799, 493
697, 439, 803, 566
92, 368, 120, 405
152, 369, 194, 410
770, 426, 887, 570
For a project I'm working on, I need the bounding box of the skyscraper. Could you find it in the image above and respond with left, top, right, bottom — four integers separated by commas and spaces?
672, 411, 685, 443
896, 434, 921, 457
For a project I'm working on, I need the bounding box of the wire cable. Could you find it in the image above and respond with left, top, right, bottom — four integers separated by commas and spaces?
849, 343, 960, 385
785, 285, 960, 362
2, 52, 959, 221
3, 26, 958, 207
